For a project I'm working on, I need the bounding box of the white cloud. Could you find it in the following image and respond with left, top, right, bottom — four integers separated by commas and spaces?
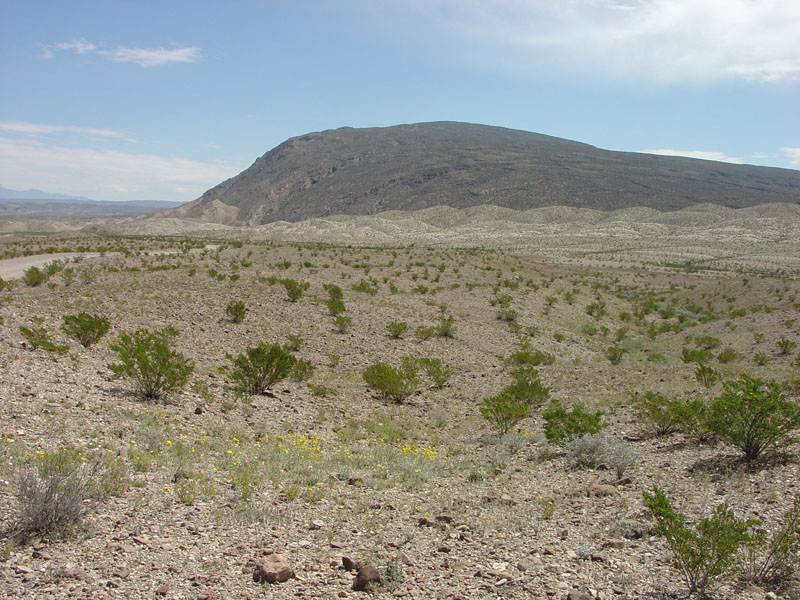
0, 121, 123, 138
402, 0, 800, 84
43, 38, 201, 67
780, 148, 800, 167
641, 149, 745, 163
0, 137, 243, 201
99, 46, 202, 67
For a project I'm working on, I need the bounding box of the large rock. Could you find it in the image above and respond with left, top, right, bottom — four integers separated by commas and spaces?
352, 564, 381, 591
253, 553, 295, 584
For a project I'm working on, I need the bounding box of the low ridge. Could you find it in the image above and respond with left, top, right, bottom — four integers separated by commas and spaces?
167, 122, 800, 225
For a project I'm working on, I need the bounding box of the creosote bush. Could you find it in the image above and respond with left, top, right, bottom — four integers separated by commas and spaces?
387, 321, 409, 339
704, 374, 800, 462
741, 493, 800, 589
542, 402, 604, 444
19, 325, 69, 354
362, 362, 418, 403
632, 391, 705, 437
223, 343, 297, 394
108, 327, 194, 401
22, 266, 47, 287
61, 312, 110, 347
642, 486, 753, 597
225, 300, 246, 323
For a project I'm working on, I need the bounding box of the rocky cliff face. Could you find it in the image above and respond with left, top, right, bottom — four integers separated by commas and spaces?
167, 122, 800, 225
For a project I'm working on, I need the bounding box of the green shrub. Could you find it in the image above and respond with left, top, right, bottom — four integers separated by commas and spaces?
352, 279, 378, 295
0, 276, 6, 291
505, 346, 555, 367
415, 357, 452, 389
326, 299, 346, 316
496, 309, 518, 323
283, 334, 303, 352
480, 391, 529, 433
682, 347, 713, 364
632, 391, 690, 437
61, 312, 110, 347
717, 348, 739, 364
290, 358, 315, 382
753, 352, 770, 366
414, 326, 435, 341
542, 403, 604, 444
704, 375, 800, 461
585, 301, 607, 318
223, 343, 296, 395
332, 315, 352, 333
605, 344, 626, 365
694, 362, 719, 388
505, 368, 550, 407
323, 283, 343, 301
694, 336, 722, 350
741, 493, 800, 588
22, 266, 47, 287
642, 486, 752, 597
387, 321, 409, 339
362, 362, 418, 403
19, 325, 69, 353
225, 300, 246, 323
777, 337, 797, 356
281, 278, 308, 302
308, 383, 335, 397
435, 316, 455, 338
108, 327, 194, 400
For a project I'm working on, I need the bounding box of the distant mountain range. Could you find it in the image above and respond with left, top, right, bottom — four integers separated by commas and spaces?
166, 122, 800, 226
0, 185, 183, 217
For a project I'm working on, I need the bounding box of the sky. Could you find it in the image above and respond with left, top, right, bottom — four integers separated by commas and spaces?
1, 0, 799, 202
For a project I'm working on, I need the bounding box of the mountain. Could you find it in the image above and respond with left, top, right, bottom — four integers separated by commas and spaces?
0, 184, 94, 202
167, 122, 800, 225
0, 197, 184, 218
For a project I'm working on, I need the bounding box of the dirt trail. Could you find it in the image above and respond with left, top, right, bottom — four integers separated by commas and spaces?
0, 253, 99, 279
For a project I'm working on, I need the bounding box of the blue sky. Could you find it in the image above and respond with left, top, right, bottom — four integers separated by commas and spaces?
1, 0, 798, 201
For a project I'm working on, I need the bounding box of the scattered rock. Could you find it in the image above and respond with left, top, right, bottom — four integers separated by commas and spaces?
342, 556, 362, 572
566, 590, 594, 600
154, 583, 169, 595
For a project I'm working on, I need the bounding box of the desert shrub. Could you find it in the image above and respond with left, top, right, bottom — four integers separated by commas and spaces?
754, 352, 770, 366
223, 343, 296, 395
642, 486, 753, 597
414, 326, 435, 341
704, 375, 800, 462
308, 383, 335, 397
362, 362, 418, 403
326, 299, 346, 316
415, 357, 452, 389
480, 390, 529, 434
631, 392, 705, 437
777, 337, 797, 356
497, 309, 518, 323
19, 325, 69, 353
694, 336, 722, 350
108, 327, 194, 400
0, 276, 6, 291
280, 278, 308, 302
505, 368, 551, 407
323, 283, 343, 301
740, 493, 800, 588
387, 321, 408, 339
290, 358, 315, 382
695, 362, 719, 388
22, 266, 47, 287
542, 402, 604, 444
605, 344, 626, 365
332, 315, 352, 333
435, 316, 455, 338
585, 301, 607, 318
283, 334, 303, 351
505, 345, 555, 367
352, 279, 378, 295
682, 347, 713, 364
717, 348, 739, 364
565, 433, 636, 477
225, 300, 246, 323
61, 312, 110, 347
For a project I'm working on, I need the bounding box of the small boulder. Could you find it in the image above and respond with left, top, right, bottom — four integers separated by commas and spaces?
253, 553, 295, 584
352, 565, 381, 591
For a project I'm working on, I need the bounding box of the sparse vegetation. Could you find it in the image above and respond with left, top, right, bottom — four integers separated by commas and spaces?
225, 300, 247, 323
61, 312, 110, 347
223, 343, 297, 395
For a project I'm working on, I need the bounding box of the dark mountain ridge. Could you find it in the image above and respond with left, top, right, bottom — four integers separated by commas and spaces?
168, 122, 800, 225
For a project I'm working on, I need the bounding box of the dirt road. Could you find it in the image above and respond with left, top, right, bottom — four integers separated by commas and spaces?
0, 253, 99, 279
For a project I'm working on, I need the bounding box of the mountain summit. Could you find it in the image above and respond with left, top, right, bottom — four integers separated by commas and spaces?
169, 122, 800, 225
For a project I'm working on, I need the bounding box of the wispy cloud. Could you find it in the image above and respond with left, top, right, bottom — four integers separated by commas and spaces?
43, 38, 201, 67
402, 0, 800, 84
641, 149, 745, 164
0, 137, 242, 201
781, 148, 800, 167
0, 121, 123, 138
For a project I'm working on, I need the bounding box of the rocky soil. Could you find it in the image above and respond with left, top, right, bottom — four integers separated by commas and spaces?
0, 229, 798, 599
